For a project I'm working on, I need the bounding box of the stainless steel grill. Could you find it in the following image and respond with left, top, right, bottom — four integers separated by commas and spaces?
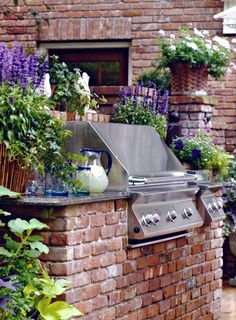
65, 122, 205, 247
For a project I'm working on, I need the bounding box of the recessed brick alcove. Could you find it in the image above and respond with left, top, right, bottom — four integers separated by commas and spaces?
0, 195, 224, 320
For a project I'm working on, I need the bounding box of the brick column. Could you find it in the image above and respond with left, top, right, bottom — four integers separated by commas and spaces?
169, 96, 218, 137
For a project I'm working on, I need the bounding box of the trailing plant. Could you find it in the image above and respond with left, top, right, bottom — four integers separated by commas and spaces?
112, 82, 168, 139
171, 130, 232, 179
0, 187, 82, 319
0, 1, 51, 31
156, 27, 236, 80
222, 155, 236, 236
49, 55, 105, 114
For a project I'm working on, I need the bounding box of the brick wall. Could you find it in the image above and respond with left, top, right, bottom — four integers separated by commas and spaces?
3, 198, 224, 320
0, 0, 235, 150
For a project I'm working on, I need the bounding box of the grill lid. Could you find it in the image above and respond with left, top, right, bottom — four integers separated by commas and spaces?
65, 122, 192, 190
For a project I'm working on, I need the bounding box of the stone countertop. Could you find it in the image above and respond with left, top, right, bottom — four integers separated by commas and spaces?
0, 191, 131, 207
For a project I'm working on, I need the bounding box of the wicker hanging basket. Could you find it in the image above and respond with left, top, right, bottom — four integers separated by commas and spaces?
0, 144, 31, 193
170, 62, 208, 96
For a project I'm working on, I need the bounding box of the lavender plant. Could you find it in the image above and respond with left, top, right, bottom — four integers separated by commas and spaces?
0, 43, 48, 91
112, 82, 168, 139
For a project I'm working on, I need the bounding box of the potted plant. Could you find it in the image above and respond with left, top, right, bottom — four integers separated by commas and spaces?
0, 43, 73, 192
112, 82, 169, 139
156, 27, 235, 96
170, 129, 232, 181
49, 55, 104, 120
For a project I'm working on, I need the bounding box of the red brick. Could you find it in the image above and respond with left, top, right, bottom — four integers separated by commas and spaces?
83, 228, 100, 242
115, 302, 130, 317
101, 279, 116, 293
76, 300, 93, 314
90, 213, 105, 227
82, 283, 101, 300
93, 295, 108, 310
101, 225, 116, 239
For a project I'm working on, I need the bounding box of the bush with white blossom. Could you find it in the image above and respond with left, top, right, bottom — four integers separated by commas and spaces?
157, 27, 236, 79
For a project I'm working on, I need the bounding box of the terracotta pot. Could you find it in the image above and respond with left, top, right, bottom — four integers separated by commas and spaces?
66, 111, 76, 121
170, 62, 208, 96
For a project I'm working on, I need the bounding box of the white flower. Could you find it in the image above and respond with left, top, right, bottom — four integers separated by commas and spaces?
230, 62, 236, 71
187, 42, 198, 50
213, 36, 231, 50
226, 68, 233, 74
170, 34, 176, 39
158, 29, 166, 36
202, 30, 209, 36
205, 44, 212, 50
43, 73, 51, 98
75, 69, 90, 98
194, 28, 204, 37
169, 44, 176, 51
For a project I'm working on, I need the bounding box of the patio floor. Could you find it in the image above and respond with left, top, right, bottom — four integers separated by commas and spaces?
216, 282, 236, 320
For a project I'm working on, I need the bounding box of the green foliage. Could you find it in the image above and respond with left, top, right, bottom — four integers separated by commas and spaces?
112, 98, 168, 139
136, 68, 171, 91
0, 0, 51, 31
157, 27, 234, 80
49, 55, 90, 115
171, 130, 232, 179
0, 186, 20, 198
0, 82, 79, 186
0, 210, 82, 319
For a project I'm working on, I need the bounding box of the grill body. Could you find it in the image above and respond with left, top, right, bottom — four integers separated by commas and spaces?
65, 122, 210, 246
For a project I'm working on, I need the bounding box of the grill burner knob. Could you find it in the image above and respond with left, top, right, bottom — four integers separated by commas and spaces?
167, 210, 177, 222
208, 202, 219, 213
183, 207, 193, 219
152, 213, 161, 225
142, 214, 153, 227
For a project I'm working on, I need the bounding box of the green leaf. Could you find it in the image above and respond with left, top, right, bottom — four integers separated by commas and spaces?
0, 186, 20, 198
28, 235, 44, 242
0, 247, 12, 257
30, 241, 49, 254
0, 209, 11, 216
6, 237, 20, 251
8, 218, 31, 235
27, 249, 41, 258
37, 298, 82, 320
29, 218, 48, 230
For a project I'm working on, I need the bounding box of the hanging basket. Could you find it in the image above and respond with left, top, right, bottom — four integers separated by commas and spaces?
0, 144, 31, 193
170, 62, 208, 96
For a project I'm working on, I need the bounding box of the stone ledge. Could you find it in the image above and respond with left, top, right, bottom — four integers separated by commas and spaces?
170, 95, 218, 106
0, 191, 131, 207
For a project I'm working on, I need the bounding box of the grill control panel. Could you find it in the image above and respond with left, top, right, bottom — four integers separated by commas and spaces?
128, 188, 204, 240
198, 193, 225, 225
196, 183, 225, 225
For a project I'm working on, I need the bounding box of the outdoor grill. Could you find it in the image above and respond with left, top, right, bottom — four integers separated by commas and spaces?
65, 121, 205, 247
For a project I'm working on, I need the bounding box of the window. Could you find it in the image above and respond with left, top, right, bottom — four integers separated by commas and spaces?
48, 47, 129, 86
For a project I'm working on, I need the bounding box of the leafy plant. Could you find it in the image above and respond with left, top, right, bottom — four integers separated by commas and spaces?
0, 45, 81, 190
112, 82, 168, 139
49, 55, 105, 115
136, 68, 171, 92
171, 130, 232, 179
0, 210, 82, 319
157, 27, 235, 80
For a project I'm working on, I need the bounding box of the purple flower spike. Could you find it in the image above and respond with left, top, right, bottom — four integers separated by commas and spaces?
155, 89, 160, 114
160, 90, 169, 115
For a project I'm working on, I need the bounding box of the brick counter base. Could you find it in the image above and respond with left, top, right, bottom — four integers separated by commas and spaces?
3, 199, 223, 320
